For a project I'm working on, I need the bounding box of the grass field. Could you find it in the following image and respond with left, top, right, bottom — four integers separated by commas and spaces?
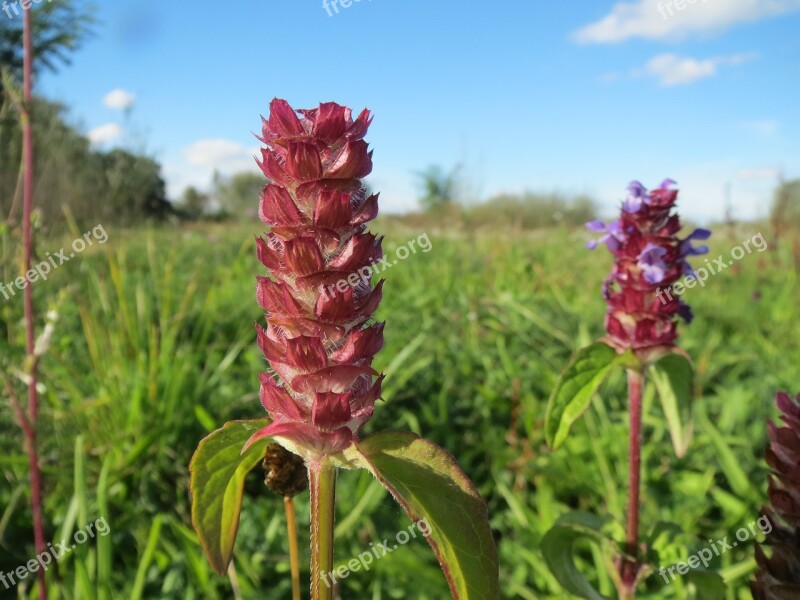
1, 219, 798, 599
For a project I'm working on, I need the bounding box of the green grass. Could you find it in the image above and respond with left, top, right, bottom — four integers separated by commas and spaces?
0, 220, 797, 599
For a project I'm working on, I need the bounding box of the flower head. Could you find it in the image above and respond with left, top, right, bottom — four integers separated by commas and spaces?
244, 99, 384, 465
751, 392, 800, 599
587, 180, 710, 359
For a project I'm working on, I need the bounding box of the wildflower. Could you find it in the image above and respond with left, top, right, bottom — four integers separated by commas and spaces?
586, 179, 710, 358
244, 99, 384, 465
751, 392, 800, 599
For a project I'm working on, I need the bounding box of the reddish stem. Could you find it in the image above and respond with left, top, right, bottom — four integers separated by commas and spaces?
309, 462, 336, 600
22, 8, 48, 600
620, 368, 644, 598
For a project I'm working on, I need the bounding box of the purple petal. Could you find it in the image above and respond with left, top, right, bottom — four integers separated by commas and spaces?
678, 302, 694, 323
623, 182, 649, 213
641, 264, 666, 284
602, 277, 614, 300
627, 181, 647, 196
638, 243, 668, 284
585, 220, 607, 233
639, 243, 668, 260
660, 178, 678, 190
681, 240, 709, 257
622, 197, 643, 213
687, 228, 712, 241
607, 221, 624, 237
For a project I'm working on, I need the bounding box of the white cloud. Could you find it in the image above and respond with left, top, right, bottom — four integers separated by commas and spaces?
573, 0, 800, 44
103, 89, 136, 110
598, 71, 623, 83
87, 123, 124, 145
183, 139, 259, 172
636, 52, 755, 85
741, 119, 779, 137
164, 139, 260, 198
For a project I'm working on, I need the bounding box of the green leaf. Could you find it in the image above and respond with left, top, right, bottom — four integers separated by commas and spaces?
700, 417, 753, 500
190, 419, 271, 575
650, 352, 694, 457
130, 515, 163, 600
541, 512, 615, 600
686, 570, 727, 599
343, 431, 499, 600
545, 343, 621, 449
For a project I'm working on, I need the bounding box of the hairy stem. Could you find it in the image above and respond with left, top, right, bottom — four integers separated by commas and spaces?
21, 8, 47, 600
620, 368, 644, 598
285, 496, 302, 600
309, 462, 336, 600
226, 561, 242, 600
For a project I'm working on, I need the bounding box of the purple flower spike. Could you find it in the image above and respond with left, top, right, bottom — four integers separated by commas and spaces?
589, 179, 711, 359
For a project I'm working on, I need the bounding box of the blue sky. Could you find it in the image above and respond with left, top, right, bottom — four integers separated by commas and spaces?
36, 0, 800, 222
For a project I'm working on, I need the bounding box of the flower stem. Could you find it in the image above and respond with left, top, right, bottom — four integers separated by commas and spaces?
620, 368, 644, 598
22, 8, 47, 600
309, 462, 336, 600
284, 496, 302, 600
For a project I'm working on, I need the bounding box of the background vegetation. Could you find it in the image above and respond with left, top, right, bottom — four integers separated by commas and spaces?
1, 215, 799, 598
3, 3, 800, 599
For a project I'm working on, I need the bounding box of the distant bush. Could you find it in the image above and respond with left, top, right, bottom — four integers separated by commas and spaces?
463, 191, 597, 230
383, 191, 597, 233
211, 171, 264, 220
1, 99, 173, 230
416, 164, 462, 211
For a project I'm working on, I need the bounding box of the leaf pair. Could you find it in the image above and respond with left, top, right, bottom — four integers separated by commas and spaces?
544, 342, 694, 457
190, 423, 499, 599
543, 343, 697, 598
543, 514, 727, 600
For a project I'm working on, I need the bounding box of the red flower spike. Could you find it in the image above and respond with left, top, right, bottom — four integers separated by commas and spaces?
249, 99, 384, 465
752, 392, 800, 599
